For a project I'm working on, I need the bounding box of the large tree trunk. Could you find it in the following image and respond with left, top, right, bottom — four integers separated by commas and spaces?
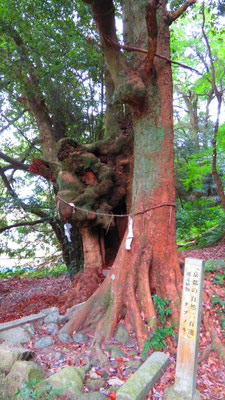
61, 0, 183, 350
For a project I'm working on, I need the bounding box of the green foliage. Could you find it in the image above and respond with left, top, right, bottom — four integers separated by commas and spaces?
16, 378, 63, 399
176, 200, 225, 247
180, 152, 212, 192
205, 259, 217, 272
205, 259, 225, 335
171, 2, 225, 252
211, 293, 225, 337
142, 326, 175, 355
169, 0, 189, 12
0, 0, 104, 143
204, 258, 225, 286
141, 296, 175, 356
151, 295, 172, 325
0, 0, 105, 268
0, 262, 67, 280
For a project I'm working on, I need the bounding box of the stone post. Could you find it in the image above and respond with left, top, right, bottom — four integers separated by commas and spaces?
164, 258, 205, 400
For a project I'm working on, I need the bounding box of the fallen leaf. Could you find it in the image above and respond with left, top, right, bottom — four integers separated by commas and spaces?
107, 392, 116, 399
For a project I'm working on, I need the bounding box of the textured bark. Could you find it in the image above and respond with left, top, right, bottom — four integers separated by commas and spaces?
61, 0, 185, 350
80, 227, 103, 272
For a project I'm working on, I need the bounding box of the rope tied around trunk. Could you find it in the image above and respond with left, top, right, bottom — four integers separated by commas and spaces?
56, 195, 175, 218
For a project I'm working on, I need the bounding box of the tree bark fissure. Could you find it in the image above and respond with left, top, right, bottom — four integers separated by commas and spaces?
60, 0, 187, 348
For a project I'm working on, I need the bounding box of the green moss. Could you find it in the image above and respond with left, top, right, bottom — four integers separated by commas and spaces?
112, 76, 146, 105
74, 187, 98, 207
110, 134, 132, 155
56, 138, 79, 152
79, 153, 100, 171
132, 114, 165, 209
57, 172, 83, 193
102, 289, 111, 309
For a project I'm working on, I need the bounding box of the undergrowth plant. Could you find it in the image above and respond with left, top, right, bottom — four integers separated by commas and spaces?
0, 263, 67, 280
16, 378, 64, 399
176, 200, 225, 248
211, 293, 225, 337
205, 258, 225, 286
206, 259, 225, 336
141, 295, 175, 356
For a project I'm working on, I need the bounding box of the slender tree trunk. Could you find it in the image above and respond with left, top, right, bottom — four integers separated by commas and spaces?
212, 99, 225, 210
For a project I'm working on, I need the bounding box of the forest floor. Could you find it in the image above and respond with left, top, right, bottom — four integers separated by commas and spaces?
0, 241, 224, 399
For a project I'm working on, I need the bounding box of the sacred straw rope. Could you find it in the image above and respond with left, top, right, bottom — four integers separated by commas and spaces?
56, 195, 175, 218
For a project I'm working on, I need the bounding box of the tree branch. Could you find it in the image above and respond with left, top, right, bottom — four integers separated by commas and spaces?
201, 2, 221, 99
1, 20, 58, 163
0, 219, 47, 234
0, 165, 51, 219
1, 113, 41, 153
168, 0, 197, 24
103, 35, 202, 75
0, 165, 64, 245
83, 1, 146, 105
0, 110, 28, 133
0, 151, 29, 172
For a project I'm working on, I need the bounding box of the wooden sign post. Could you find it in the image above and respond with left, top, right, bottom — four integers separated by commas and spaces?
164, 258, 205, 400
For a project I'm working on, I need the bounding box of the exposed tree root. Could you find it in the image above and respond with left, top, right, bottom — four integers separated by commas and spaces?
61, 226, 181, 351
65, 268, 104, 307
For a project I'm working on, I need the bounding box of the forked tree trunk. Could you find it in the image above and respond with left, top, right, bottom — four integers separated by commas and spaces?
61, 0, 183, 350
61, 100, 182, 348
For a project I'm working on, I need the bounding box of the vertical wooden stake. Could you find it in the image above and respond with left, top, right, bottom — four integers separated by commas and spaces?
164, 257, 204, 400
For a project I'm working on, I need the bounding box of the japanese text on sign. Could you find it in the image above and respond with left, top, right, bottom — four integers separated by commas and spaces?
180, 266, 201, 341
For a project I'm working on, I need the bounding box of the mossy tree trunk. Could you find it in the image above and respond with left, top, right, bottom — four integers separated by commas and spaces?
61, 0, 196, 349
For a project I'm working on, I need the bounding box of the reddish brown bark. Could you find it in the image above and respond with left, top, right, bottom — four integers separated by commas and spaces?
80, 227, 103, 272
60, 0, 186, 350
29, 158, 55, 182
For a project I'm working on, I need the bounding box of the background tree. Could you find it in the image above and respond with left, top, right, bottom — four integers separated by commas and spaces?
171, 1, 225, 246
0, 0, 106, 280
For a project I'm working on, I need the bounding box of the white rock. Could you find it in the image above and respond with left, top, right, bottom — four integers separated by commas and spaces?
107, 377, 124, 386
89, 367, 101, 380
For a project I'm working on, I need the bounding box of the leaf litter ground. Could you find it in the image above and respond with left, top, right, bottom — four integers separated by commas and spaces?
0, 242, 224, 399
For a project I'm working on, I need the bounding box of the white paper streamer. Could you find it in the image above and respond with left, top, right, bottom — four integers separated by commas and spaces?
64, 223, 72, 242
125, 216, 133, 250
